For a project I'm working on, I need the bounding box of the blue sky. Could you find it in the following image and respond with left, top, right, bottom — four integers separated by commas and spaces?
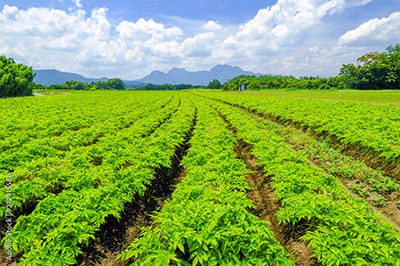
0, 0, 399, 79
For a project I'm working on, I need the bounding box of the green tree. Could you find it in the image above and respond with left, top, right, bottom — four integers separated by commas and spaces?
107, 78, 125, 90
207, 79, 222, 90
247, 79, 260, 90
0, 55, 36, 97
339, 44, 400, 90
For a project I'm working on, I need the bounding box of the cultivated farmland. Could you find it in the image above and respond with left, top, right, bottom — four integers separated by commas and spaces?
1, 90, 399, 265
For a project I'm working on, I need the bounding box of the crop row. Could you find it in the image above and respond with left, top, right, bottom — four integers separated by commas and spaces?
0, 94, 180, 220
200, 92, 400, 177
2, 93, 195, 265
206, 97, 400, 265
0, 92, 174, 173
118, 100, 294, 265
0, 91, 158, 140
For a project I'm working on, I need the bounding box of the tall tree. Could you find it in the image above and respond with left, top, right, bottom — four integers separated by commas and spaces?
207, 79, 222, 90
106, 78, 125, 90
339, 44, 400, 90
0, 55, 36, 97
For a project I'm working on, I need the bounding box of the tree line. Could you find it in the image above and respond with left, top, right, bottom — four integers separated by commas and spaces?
221, 75, 345, 91
220, 43, 399, 91
44, 78, 125, 91
137, 83, 203, 90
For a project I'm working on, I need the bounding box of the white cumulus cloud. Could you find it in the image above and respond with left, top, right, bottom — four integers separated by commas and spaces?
338, 12, 400, 46
0, 0, 393, 80
202, 21, 222, 31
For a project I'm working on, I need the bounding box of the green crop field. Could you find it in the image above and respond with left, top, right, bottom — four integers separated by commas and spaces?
229, 90, 400, 106
1, 90, 400, 266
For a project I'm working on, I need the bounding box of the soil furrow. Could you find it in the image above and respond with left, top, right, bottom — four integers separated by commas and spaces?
216, 110, 320, 266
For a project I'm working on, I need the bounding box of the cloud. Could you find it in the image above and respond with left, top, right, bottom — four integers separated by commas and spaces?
116, 18, 182, 42
224, 0, 347, 53
1, 5, 18, 19
338, 12, 400, 46
180, 32, 218, 57
202, 21, 222, 31
0, 6, 113, 71
72, 0, 83, 8
0, 0, 391, 80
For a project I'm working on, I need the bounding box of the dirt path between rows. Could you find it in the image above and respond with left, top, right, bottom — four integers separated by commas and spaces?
235, 140, 319, 266
217, 111, 320, 266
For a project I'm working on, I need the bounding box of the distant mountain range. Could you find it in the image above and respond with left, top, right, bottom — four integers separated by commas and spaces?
33, 69, 146, 87
33, 69, 109, 86
137, 65, 265, 85
33, 65, 268, 87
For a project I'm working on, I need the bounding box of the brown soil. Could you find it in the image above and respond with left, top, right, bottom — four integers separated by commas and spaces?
234, 138, 320, 266
0, 250, 19, 266
342, 179, 400, 232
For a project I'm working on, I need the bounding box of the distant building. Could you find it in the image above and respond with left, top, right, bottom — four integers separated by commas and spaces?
238, 84, 247, 91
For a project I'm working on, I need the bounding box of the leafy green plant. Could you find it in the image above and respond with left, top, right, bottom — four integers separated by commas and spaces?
203, 95, 400, 265
371, 197, 388, 207
1, 91, 196, 265
118, 101, 294, 266
201, 91, 400, 176
348, 184, 370, 198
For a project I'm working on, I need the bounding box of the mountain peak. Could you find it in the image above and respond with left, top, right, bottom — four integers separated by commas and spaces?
167, 67, 187, 74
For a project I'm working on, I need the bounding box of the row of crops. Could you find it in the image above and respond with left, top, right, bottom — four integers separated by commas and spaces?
203, 96, 400, 265
198, 92, 400, 179
1, 91, 195, 264
118, 100, 293, 265
1, 90, 399, 265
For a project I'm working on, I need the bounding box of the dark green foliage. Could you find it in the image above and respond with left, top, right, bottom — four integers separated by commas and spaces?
106, 78, 125, 90
31, 83, 47, 90
138, 83, 193, 90
223, 74, 345, 91
125, 83, 146, 89
207, 79, 222, 90
0, 55, 36, 97
47, 78, 125, 90
339, 44, 400, 90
